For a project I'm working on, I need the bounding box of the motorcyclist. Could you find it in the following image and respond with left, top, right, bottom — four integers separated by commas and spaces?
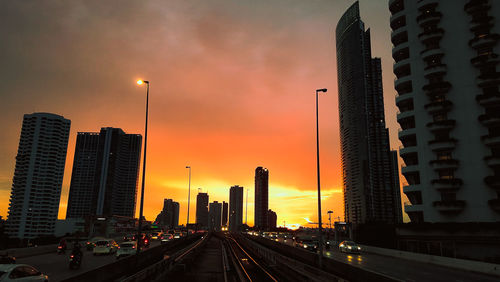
71, 242, 82, 257
58, 238, 67, 254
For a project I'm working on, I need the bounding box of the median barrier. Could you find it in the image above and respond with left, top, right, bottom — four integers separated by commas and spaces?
3, 244, 58, 258
359, 244, 500, 277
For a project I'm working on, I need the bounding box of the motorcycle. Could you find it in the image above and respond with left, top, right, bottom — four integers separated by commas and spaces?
57, 245, 66, 254
0, 253, 15, 264
69, 252, 82, 269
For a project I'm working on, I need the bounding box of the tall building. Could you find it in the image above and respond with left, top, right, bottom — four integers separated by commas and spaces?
196, 192, 209, 229
254, 167, 269, 229
229, 185, 244, 232
336, 2, 402, 224
208, 201, 222, 231
267, 209, 277, 230
390, 151, 404, 223
155, 199, 179, 229
6, 113, 71, 238
390, 0, 500, 222
222, 201, 228, 227
66, 127, 142, 218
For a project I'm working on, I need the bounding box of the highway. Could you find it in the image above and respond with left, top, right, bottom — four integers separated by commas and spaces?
17, 241, 161, 282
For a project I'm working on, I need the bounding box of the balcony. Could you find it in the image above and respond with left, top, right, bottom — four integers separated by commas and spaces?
389, 0, 404, 16
471, 53, 500, 67
403, 184, 422, 194
476, 93, 500, 106
417, 11, 442, 27
426, 119, 456, 133
401, 164, 419, 175
469, 33, 499, 50
404, 203, 423, 213
390, 14, 406, 31
477, 72, 500, 89
424, 100, 452, 114
488, 199, 500, 212
478, 114, 500, 126
428, 138, 457, 151
400, 145, 418, 157
431, 178, 463, 191
395, 76, 413, 92
481, 134, 500, 147
421, 46, 444, 58
484, 175, 500, 190
391, 30, 409, 47
397, 110, 414, 122
429, 159, 459, 170
424, 64, 446, 78
418, 0, 439, 8
394, 61, 411, 78
433, 200, 465, 213
398, 127, 416, 139
418, 28, 445, 43
423, 81, 452, 96
396, 93, 413, 106
484, 155, 500, 167
464, 0, 490, 14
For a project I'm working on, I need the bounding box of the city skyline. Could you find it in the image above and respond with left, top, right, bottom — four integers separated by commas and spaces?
0, 0, 404, 228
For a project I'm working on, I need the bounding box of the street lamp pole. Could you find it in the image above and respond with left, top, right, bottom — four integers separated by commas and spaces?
328, 210, 333, 230
316, 88, 327, 268
186, 166, 191, 227
136, 79, 149, 254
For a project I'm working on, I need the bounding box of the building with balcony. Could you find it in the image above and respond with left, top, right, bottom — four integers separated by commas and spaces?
390, 0, 500, 222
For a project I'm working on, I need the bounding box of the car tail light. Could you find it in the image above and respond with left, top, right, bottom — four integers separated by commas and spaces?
118, 247, 120, 249
70, 255, 74, 258
132, 246, 135, 249
145, 239, 148, 243
107, 244, 110, 247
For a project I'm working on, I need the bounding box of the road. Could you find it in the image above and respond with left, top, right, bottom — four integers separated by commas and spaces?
18, 241, 161, 282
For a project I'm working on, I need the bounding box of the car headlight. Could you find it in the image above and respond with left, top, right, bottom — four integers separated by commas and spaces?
304, 245, 307, 248
348, 246, 352, 249
358, 247, 361, 250
339, 244, 344, 247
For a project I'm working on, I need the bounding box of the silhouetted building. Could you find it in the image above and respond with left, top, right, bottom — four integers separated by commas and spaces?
208, 201, 222, 231
196, 192, 209, 229
222, 201, 228, 227
155, 199, 179, 229
267, 209, 277, 230
390, 150, 403, 223
6, 113, 70, 238
254, 167, 269, 229
390, 0, 500, 222
229, 185, 244, 232
66, 127, 142, 219
336, 2, 402, 224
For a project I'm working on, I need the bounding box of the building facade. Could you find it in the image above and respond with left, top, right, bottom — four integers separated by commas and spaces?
229, 185, 244, 232
196, 192, 209, 229
208, 201, 222, 231
337, 2, 402, 224
267, 209, 277, 230
155, 199, 179, 229
390, 0, 500, 222
66, 127, 142, 219
6, 113, 71, 238
222, 201, 228, 227
254, 167, 269, 229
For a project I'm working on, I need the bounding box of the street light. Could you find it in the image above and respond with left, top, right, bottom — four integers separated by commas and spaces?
186, 166, 191, 227
315, 88, 327, 268
328, 210, 333, 230
136, 79, 150, 254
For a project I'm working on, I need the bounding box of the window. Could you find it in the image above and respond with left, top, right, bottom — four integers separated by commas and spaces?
437, 151, 452, 160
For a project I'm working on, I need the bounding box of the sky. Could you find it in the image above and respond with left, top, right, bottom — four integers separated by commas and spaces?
0, 0, 407, 228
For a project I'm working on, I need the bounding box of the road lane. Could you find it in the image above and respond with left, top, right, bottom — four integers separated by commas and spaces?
18, 241, 161, 282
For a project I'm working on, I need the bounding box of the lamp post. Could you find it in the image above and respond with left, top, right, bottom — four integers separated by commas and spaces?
328, 210, 333, 230
136, 79, 149, 254
316, 88, 327, 268
186, 166, 191, 227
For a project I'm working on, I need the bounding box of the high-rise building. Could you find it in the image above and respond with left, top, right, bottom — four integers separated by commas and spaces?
222, 201, 228, 227
229, 185, 244, 232
196, 192, 209, 229
390, 0, 500, 222
254, 167, 269, 229
208, 201, 222, 231
66, 127, 142, 219
267, 209, 277, 230
155, 199, 179, 229
6, 113, 71, 238
336, 2, 402, 224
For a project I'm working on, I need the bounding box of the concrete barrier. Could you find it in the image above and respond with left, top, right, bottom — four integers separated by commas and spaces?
359, 244, 500, 277
3, 244, 58, 259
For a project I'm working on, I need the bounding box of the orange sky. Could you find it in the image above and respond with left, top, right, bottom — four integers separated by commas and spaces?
0, 0, 407, 228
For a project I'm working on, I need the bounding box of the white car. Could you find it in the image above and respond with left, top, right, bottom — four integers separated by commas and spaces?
93, 239, 118, 255
339, 240, 361, 254
0, 264, 48, 282
161, 234, 173, 244
116, 242, 137, 259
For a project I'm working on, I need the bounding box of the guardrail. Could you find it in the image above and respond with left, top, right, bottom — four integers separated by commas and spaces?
245, 234, 400, 282
2, 244, 57, 259
359, 244, 500, 277
60, 234, 203, 282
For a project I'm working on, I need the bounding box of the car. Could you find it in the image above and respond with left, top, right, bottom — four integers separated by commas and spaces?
161, 234, 173, 244
93, 239, 118, 255
339, 240, 361, 254
173, 232, 182, 239
123, 234, 136, 242
86, 237, 105, 251
150, 232, 162, 240
116, 242, 137, 259
0, 264, 48, 281
299, 239, 319, 251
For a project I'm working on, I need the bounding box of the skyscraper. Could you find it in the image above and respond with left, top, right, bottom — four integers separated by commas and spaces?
222, 201, 228, 227
254, 166, 269, 229
229, 185, 244, 232
336, 2, 402, 224
208, 201, 222, 231
390, 0, 500, 222
66, 127, 142, 218
6, 113, 71, 238
267, 209, 277, 230
155, 199, 179, 229
196, 192, 209, 229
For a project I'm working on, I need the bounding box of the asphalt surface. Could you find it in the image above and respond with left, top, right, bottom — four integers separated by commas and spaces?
17, 241, 161, 282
